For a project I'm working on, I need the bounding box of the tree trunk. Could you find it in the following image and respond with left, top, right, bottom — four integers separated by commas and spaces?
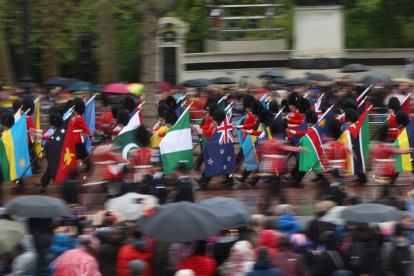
97, 0, 119, 84
41, 37, 60, 80
0, 18, 15, 85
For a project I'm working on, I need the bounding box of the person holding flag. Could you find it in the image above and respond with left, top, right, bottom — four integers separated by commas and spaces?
130, 125, 155, 183
151, 101, 169, 133
235, 95, 256, 139
22, 96, 40, 174
285, 92, 303, 139
0, 110, 14, 198
109, 104, 125, 139
150, 108, 177, 148
387, 97, 402, 142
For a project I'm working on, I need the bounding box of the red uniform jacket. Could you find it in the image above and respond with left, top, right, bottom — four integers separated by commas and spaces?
203, 125, 216, 141
199, 115, 213, 130
90, 145, 129, 179
26, 115, 35, 143
109, 124, 122, 138
387, 114, 399, 142
72, 115, 92, 144
177, 255, 217, 276
294, 128, 310, 137
322, 141, 349, 172
286, 110, 303, 139
371, 142, 413, 176
241, 113, 256, 139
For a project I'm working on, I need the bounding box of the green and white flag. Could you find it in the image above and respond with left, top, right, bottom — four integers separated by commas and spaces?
160, 105, 193, 174
112, 110, 141, 159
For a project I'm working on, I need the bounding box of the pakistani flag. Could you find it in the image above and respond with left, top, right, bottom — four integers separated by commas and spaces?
112, 110, 141, 159
160, 106, 193, 174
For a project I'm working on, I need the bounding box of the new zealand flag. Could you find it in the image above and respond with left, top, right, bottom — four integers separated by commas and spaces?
204, 110, 236, 177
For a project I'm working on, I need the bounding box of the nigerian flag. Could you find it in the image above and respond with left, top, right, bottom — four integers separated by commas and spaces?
112, 110, 141, 159
160, 106, 193, 174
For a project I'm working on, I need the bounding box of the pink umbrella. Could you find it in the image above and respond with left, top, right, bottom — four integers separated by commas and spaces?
102, 83, 131, 94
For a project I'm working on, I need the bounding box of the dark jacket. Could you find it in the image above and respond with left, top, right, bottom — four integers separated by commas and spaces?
141, 173, 169, 204
99, 242, 124, 276
247, 260, 282, 276
270, 251, 308, 276
60, 177, 79, 204
174, 176, 194, 203
213, 236, 239, 267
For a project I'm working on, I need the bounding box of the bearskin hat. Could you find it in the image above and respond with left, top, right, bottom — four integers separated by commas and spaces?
157, 103, 169, 118
345, 109, 358, 123
328, 119, 342, 140
287, 92, 299, 107
379, 124, 389, 142
213, 108, 226, 125
252, 100, 264, 116
259, 109, 274, 127
123, 96, 136, 113
49, 105, 63, 116
268, 100, 279, 114
243, 94, 255, 111
22, 96, 35, 116
342, 99, 357, 111
49, 112, 63, 128
116, 110, 130, 126
208, 103, 220, 117
297, 97, 310, 114
305, 109, 318, 125
204, 96, 218, 111
387, 97, 401, 112
0, 110, 14, 128
12, 99, 22, 114
343, 91, 357, 102
166, 96, 177, 110
111, 104, 125, 120
281, 99, 289, 113
164, 109, 178, 125
396, 111, 409, 127
136, 125, 151, 147
64, 100, 73, 113
73, 97, 85, 115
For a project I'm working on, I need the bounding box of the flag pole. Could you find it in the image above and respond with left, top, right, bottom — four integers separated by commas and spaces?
356, 84, 373, 103
15, 149, 43, 184
229, 145, 255, 177
82, 164, 96, 180
187, 149, 204, 174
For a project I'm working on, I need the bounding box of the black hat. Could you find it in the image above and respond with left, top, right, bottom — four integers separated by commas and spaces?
379, 124, 389, 142
287, 92, 299, 107
0, 110, 14, 128
136, 125, 151, 147
213, 108, 226, 124
116, 110, 130, 126
259, 109, 274, 127
64, 100, 73, 113
281, 99, 289, 113
12, 99, 22, 114
329, 119, 342, 140
297, 97, 311, 114
208, 103, 220, 117
396, 111, 409, 127
243, 95, 255, 111
111, 104, 125, 120
345, 109, 358, 123
157, 103, 169, 118
269, 116, 283, 136
73, 97, 85, 115
49, 112, 63, 128
342, 99, 357, 111
165, 109, 178, 125
49, 106, 63, 116
175, 161, 188, 173
387, 97, 401, 112
251, 100, 264, 116
268, 100, 279, 113
204, 96, 218, 111
166, 96, 177, 110
22, 96, 35, 115
331, 108, 341, 117
305, 109, 318, 125
123, 96, 136, 113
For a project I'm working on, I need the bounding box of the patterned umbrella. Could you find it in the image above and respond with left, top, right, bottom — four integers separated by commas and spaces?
102, 83, 131, 94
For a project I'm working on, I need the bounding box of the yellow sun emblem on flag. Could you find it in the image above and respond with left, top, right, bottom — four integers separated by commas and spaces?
62, 147, 75, 169
19, 158, 26, 168
318, 118, 327, 128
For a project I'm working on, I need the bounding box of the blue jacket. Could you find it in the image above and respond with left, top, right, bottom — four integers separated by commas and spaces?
276, 214, 302, 234
247, 260, 283, 276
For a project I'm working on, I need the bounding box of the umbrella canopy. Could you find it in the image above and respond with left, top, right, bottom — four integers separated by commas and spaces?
271, 77, 287, 84
258, 70, 284, 78
105, 192, 159, 221
143, 202, 225, 242
102, 83, 131, 94
62, 78, 80, 87
341, 64, 368, 73
307, 73, 330, 81
210, 77, 236, 85
199, 197, 253, 229
126, 83, 145, 97
0, 219, 27, 254
318, 206, 348, 225
44, 77, 68, 86
182, 79, 212, 87
91, 85, 104, 92
286, 78, 308, 86
342, 203, 401, 223
358, 74, 394, 86
65, 81, 93, 91
5, 196, 70, 218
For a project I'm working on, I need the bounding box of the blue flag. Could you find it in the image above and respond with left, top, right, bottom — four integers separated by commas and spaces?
204, 110, 236, 177
84, 97, 96, 153
236, 115, 246, 146
242, 120, 261, 172
314, 105, 333, 139
175, 97, 184, 118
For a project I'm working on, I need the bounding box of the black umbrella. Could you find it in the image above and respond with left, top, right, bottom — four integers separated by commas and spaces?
286, 78, 308, 86
43, 77, 68, 86
182, 78, 212, 87
358, 74, 394, 86
5, 196, 70, 218
307, 73, 330, 81
143, 202, 225, 242
210, 77, 236, 85
342, 203, 401, 223
199, 197, 253, 230
271, 77, 287, 84
341, 64, 368, 73
258, 70, 284, 78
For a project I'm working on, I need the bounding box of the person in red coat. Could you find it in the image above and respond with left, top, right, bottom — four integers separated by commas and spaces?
22, 97, 41, 174
235, 95, 256, 139
322, 119, 349, 174
177, 241, 217, 276
108, 104, 125, 139
285, 92, 303, 139
71, 97, 94, 172
116, 227, 155, 276
130, 125, 155, 184
387, 96, 401, 142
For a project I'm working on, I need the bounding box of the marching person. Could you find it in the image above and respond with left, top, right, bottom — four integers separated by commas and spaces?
109, 104, 125, 139
285, 92, 303, 140
386, 96, 401, 142
22, 96, 40, 174
150, 108, 177, 148
0, 110, 14, 198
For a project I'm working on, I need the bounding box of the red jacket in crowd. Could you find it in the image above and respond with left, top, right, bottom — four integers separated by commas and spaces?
116, 239, 155, 276
177, 254, 217, 276
387, 114, 399, 142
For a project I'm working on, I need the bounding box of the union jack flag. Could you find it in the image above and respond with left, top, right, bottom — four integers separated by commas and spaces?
217, 110, 234, 145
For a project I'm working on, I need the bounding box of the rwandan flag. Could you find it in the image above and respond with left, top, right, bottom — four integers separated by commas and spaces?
338, 106, 371, 175
394, 119, 414, 172
0, 113, 32, 181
